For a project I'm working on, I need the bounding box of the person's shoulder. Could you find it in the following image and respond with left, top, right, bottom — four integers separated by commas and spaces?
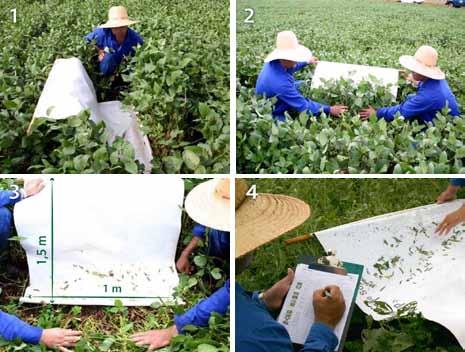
128, 28, 144, 44
92, 27, 108, 37
85, 27, 107, 41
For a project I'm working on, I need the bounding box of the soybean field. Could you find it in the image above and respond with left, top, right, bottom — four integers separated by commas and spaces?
237, 0, 465, 174
0, 0, 229, 174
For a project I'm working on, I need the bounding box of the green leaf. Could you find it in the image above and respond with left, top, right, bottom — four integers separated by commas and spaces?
100, 337, 115, 351
211, 267, 222, 280
163, 156, 183, 173
271, 122, 279, 136
124, 161, 139, 174
183, 150, 200, 171
73, 155, 89, 171
197, 344, 218, 352
194, 255, 207, 267
187, 277, 198, 288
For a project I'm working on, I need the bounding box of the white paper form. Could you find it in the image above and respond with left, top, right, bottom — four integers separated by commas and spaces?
315, 200, 465, 348
277, 264, 358, 349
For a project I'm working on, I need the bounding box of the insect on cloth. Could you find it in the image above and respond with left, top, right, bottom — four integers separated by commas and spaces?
14, 176, 184, 306
316, 200, 465, 348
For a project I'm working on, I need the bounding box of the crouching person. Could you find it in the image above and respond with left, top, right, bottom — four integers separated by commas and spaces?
0, 310, 81, 348
131, 179, 231, 350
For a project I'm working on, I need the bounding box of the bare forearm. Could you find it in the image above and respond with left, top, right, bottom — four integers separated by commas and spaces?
181, 237, 201, 257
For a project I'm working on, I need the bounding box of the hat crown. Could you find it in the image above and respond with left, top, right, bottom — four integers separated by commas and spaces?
108, 6, 129, 21
414, 45, 438, 67
276, 31, 299, 51
235, 179, 248, 209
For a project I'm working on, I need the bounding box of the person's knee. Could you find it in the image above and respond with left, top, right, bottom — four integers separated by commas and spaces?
99, 53, 120, 76
0, 207, 12, 249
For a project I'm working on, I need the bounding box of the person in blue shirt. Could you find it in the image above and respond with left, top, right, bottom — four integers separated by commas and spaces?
360, 46, 460, 123
176, 224, 229, 274
131, 179, 230, 351
446, 0, 465, 8
256, 31, 347, 121
0, 310, 81, 349
1, 179, 81, 349
0, 179, 45, 255
85, 6, 143, 77
234, 179, 346, 351
236, 273, 345, 352
435, 179, 465, 236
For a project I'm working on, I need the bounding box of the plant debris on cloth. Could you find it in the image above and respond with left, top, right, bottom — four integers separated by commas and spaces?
316, 200, 465, 348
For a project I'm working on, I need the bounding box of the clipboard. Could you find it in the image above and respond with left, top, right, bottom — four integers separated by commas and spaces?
279, 256, 363, 352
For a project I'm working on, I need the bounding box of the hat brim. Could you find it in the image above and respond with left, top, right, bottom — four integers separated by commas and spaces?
264, 45, 312, 63
235, 194, 311, 258
99, 19, 139, 28
399, 55, 445, 80
185, 179, 230, 232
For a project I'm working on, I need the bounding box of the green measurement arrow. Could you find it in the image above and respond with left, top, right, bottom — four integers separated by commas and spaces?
50, 178, 55, 303
29, 295, 171, 299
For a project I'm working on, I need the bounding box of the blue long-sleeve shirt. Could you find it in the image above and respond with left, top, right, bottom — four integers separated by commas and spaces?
450, 179, 465, 187
0, 190, 23, 208
236, 284, 338, 352
377, 79, 459, 123
256, 60, 331, 121
192, 224, 229, 259
0, 190, 24, 249
0, 311, 43, 345
174, 280, 230, 332
85, 28, 143, 76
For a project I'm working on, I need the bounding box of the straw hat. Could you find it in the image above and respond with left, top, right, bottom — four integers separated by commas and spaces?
185, 179, 230, 232
399, 46, 445, 80
264, 31, 313, 63
235, 179, 311, 258
99, 6, 139, 29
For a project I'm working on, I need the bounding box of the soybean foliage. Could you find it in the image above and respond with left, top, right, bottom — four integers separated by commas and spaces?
0, 0, 229, 173
237, 0, 465, 174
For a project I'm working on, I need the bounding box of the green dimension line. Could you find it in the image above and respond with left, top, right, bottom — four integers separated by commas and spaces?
31, 296, 171, 299
50, 178, 54, 302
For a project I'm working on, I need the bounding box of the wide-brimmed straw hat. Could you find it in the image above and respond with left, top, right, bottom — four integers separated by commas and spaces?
99, 6, 139, 29
185, 179, 230, 232
235, 179, 311, 258
264, 31, 313, 63
399, 45, 445, 80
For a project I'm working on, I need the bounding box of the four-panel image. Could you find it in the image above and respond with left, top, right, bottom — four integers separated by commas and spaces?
1, 0, 465, 351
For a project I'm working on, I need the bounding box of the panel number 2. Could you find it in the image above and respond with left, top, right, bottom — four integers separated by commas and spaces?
244, 8, 254, 24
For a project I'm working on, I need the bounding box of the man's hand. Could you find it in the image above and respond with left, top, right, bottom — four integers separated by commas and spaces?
308, 56, 319, 65
437, 185, 459, 204
98, 49, 106, 62
435, 205, 465, 236
313, 285, 345, 329
40, 328, 81, 348
329, 105, 348, 117
359, 106, 376, 120
262, 268, 294, 311
24, 179, 46, 198
131, 325, 178, 351
176, 254, 192, 274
